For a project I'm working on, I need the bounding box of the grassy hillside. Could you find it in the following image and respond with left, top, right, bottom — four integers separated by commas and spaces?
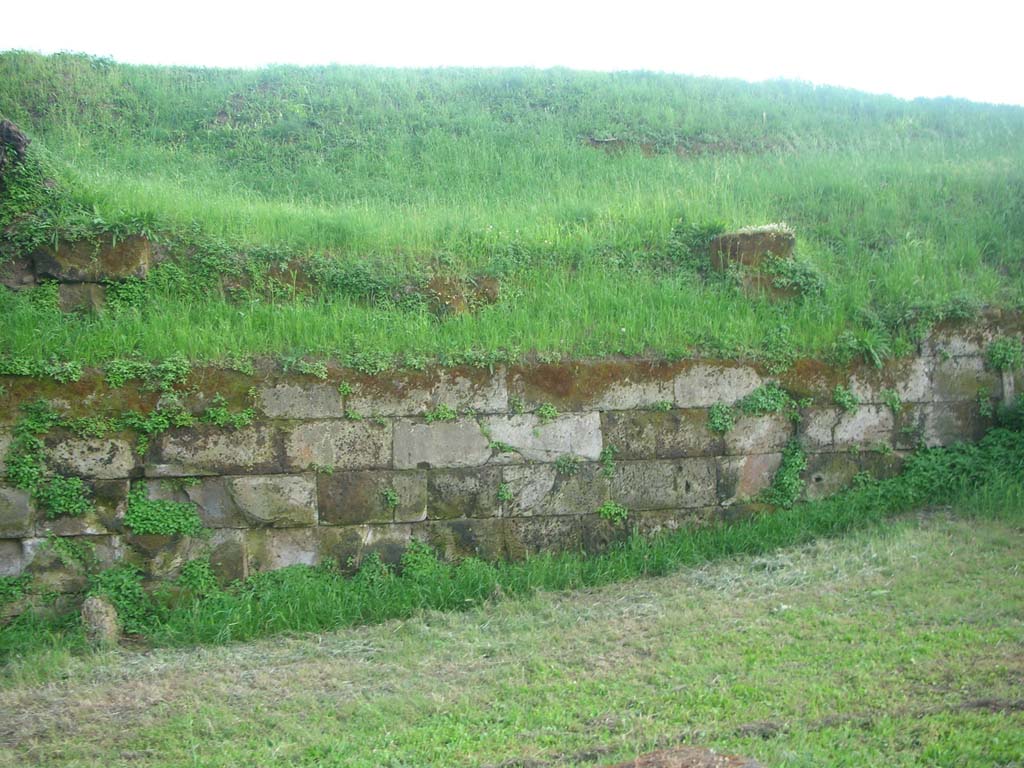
1, 51, 1023, 370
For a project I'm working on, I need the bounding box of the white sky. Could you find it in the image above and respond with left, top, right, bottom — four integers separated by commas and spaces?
3, 0, 1023, 106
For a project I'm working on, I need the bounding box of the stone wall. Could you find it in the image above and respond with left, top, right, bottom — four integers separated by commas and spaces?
1, 319, 1021, 589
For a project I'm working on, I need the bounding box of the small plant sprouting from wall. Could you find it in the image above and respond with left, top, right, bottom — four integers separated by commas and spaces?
381, 487, 400, 510
987, 338, 1023, 371
832, 385, 860, 414
597, 500, 628, 524
759, 440, 807, 509
554, 455, 580, 476
708, 402, 736, 434
124, 489, 205, 536
881, 388, 902, 415
424, 403, 457, 423
599, 445, 618, 478
497, 482, 513, 503
536, 403, 558, 424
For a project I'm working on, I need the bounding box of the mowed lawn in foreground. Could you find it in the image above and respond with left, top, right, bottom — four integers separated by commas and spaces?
2, 506, 1021, 767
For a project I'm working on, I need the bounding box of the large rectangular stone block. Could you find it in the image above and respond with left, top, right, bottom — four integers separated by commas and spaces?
504, 516, 581, 558
717, 453, 782, 505
0, 430, 10, 476
245, 528, 318, 572
151, 425, 283, 476
803, 452, 861, 500
413, 518, 509, 561
797, 408, 841, 451
0, 539, 23, 577
600, 410, 721, 460
724, 414, 793, 455
37, 479, 128, 537
482, 412, 602, 462
609, 459, 717, 510
925, 327, 996, 358
285, 420, 391, 471
45, 435, 137, 479
258, 383, 344, 419
507, 360, 679, 412
344, 367, 508, 417
923, 402, 988, 447
848, 357, 932, 404
227, 475, 317, 527
832, 406, 895, 449
932, 357, 999, 402
673, 362, 763, 407
502, 463, 609, 517
318, 470, 427, 525
427, 467, 502, 520
393, 419, 491, 469
0, 487, 34, 538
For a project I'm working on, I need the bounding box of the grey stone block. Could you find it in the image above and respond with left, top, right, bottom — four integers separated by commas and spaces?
848, 357, 931, 404
258, 383, 343, 419
427, 467, 502, 519
343, 367, 507, 417
285, 420, 391, 471
144, 477, 247, 528
502, 463, 609, 517
832, 406, 895, 449
609, 459, 717, 510
674, 363, 763, 407
804, 452, 860, 500
0, 539, 23, 577
923, 403, 988, 448
724, 414, 793, 455
152, 425, 282, 476
46, 436, 136, 479
505, 516, 581, 558
318, 470, 427, 525
0, 487, 34, 538
413, 518, 509, 561
245, 528, 319, 572
797, 408, 840, 451
0, 430, 9, 476
482, 412, 602, 462
393, 419, 490, 469
600, 410, 722, 460
717, 453, 782, 505
932, 357, 999, 402
227, 475, 317, 527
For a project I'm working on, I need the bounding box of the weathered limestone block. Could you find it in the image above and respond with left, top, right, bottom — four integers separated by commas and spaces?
208, 529, 247, 584
317, 525, 368, 571
46, 436, 136, 479
258, 383, 343, 419
673, 363, 763, 408
724, 414, 793, 455
848, 357, 931, 404
245, 528, 319, 572
23, 535, 123, 592
858, 451, 908, 481
359, 524, 413, 566
892, 405, 928, 450
393, 419, 490, 469
81, 596, 120, 647
504, 516, 581, 558
507, 361, 679, 413
609, 459, 717, 510
832, 406, 895, 449
344, 367, 508, 417
804, 452, 860, 500
317, 470, 426, 525
145, 478, 246, 528
482, 412, 602, 462
37, 479, 128, 537
124, 533, 208, 580
0, 539, 23, 577
413, 518, 509, 561
501, 463, 609, 517
58, 283, 106, 313
925, 327, 995, 358
227, 475, 317, 527
151, 425, 282, 476
33, 235, 153, 282
717, 453, 783, 504
798, 408, 841, 451
601, 410, 720, 460
427, 467, 502, 520
931, 356, 999, 402
923, 402, 988, 447
709, 227, 795, 271
285, 420, 391, 471
0, 487, 34, 538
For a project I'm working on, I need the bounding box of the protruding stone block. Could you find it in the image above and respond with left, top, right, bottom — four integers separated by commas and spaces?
609, 459, 717, 510
46, 436, 136, 479
393, 419, 490, 469
482, 412, 602, 463
33, 234, 153, 282
724, 414, 793, 455
285, 420, 391, 471
427, 467, 502, 519
81, 596, 120, 647
258, 383, 343, 419
674, 363, 763, 408
601, 410, 721, 460
152, 425, 282, 476
317, 470, 426, 525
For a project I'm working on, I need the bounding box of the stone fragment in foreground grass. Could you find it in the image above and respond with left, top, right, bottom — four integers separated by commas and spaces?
81, 596, 120, 648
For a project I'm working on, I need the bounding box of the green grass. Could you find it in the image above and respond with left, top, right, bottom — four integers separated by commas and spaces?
2, 51, 1023, 367
1, 493, 1021, 766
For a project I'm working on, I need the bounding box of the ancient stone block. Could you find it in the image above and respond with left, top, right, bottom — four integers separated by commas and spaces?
798, 408, 840, 451
609, 459, 717, 510
36, 478, 127, 537
502, 463, 609, 517
24, 535, 123, 591
848, 357, 931, 404
507, 360, 680, 413
344, 367, 508, 417
600, 409, 722, 460
709, 227, 795, 271
209, 529, 247, 584
227, 475, 317, 527
717, 453, 783, 504
33, 234, 153, 282
832, 406, 895, 449
0, 255, 36, 290
923, 402, 987, 448
673, 363, 763, 408
932, 357, 999, 402
0, 487, 34, 538
124, 533, 208, 579
81, 596, 120, 647
46, 436, 136, 479
504, 516, 581, 558
413, 518, 509, 561
144, 477, 247, 528
482, 412, 602, 462
393, 419, 490, 469
724, 414, 793, 455
858, 450, 908, 481
58, 282, 106, 313
258, 383, 343, 419
578, 513, 631, 554
427, 467, 502, 520
359, 524, 413, 566
925, 327, 995, 358
1002, 369, 1017, 405
245, 528, 318, 572
151, 425, 282, 477
804, 452, 860, 500
0, 539, 23, 577
317, 470, 426, 525
285, 420, 391, 471
317, 525, 368, 571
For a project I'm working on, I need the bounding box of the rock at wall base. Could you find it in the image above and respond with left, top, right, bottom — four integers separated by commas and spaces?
59, 282, 106, 313
81, 596, 120, 647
